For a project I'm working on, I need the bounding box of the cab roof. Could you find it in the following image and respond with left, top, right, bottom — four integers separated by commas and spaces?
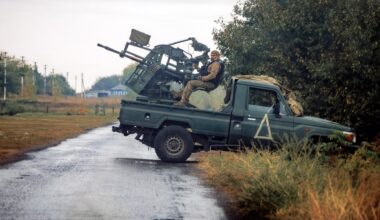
234, 78, 280, 90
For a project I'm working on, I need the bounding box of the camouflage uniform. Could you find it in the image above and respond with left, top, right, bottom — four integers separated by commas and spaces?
176, 61, 221, 105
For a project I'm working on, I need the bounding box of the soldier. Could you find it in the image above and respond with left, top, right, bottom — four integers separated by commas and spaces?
174, 50, 222, 107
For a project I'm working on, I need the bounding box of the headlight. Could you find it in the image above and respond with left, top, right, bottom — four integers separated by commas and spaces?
343, 131, 356, 143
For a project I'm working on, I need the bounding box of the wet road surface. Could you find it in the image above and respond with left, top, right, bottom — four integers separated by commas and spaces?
0, 125, 227, 220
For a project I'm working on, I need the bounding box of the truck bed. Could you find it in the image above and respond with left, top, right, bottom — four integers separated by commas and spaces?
119, 100, 232, 137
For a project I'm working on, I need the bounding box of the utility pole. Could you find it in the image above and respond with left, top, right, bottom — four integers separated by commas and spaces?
75, 74, 77, 94
81, 73, 85, 98
44, 65, 47, 95
2, 52, 7, 101
51, 68, 55, 96
33, 62, 37, 86
21, 56, 25, 99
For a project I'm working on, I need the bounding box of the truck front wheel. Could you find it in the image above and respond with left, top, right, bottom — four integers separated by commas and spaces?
154, 125, 194, 163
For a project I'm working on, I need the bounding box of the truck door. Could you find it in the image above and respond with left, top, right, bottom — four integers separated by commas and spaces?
241, 87, 294, 147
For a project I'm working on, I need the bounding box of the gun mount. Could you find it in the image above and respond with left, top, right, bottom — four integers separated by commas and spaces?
98, 29, 210, 100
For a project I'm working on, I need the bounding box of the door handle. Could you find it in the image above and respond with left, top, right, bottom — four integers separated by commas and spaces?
247, 115, 256, 121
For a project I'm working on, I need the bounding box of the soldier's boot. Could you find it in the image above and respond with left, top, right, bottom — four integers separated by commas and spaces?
173, 101, 186, 107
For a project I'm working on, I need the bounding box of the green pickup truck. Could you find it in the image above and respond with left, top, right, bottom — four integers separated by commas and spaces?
112, 78, 356, 162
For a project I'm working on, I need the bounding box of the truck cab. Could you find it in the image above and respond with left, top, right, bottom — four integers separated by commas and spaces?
226, 78, 355, 147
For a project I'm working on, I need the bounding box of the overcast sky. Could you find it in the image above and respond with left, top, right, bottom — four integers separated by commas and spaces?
0, 0, 237, 90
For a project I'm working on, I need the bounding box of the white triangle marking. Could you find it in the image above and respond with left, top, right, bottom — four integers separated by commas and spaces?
254, 113, 273, 140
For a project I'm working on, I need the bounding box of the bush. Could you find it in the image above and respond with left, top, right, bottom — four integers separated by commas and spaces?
0, 101, 25, 116
213, 0, 380, 141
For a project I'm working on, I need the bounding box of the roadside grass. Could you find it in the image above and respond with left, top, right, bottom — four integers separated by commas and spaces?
198, 141, 380, 219
0, 96, 120, 164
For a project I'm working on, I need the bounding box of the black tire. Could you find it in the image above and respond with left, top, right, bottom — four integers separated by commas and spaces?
154, 125, 194, 163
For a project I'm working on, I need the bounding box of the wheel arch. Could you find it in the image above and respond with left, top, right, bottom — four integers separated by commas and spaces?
309, 134, 329, 144
159, 119, 191, 130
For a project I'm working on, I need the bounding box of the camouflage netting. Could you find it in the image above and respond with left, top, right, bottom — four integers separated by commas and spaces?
234, 75, 304, 116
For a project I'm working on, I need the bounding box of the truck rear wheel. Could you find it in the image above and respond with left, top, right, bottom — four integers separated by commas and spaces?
154, 125, 194, 163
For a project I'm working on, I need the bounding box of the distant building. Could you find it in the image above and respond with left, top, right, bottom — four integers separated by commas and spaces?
84, 91, 97, 98
110, 84, 128, 96
84, 84, 128, 98
85, 90, 111, 98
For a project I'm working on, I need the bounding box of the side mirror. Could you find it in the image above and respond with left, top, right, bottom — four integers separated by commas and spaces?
273, 102, 281, 118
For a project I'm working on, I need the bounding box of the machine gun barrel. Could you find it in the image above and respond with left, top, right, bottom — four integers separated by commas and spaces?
168, 37, 193, 46
97, 43, 144, 64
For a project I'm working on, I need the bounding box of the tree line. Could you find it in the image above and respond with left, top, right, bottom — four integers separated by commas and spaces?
89, 63, 137, 91
214, 0, 380, 141
0, 52, 75, 97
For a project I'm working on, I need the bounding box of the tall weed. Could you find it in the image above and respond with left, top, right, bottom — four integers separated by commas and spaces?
199, 141, 380, 219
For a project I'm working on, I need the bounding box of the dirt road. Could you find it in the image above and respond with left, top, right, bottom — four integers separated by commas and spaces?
0, 125, 227, 220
